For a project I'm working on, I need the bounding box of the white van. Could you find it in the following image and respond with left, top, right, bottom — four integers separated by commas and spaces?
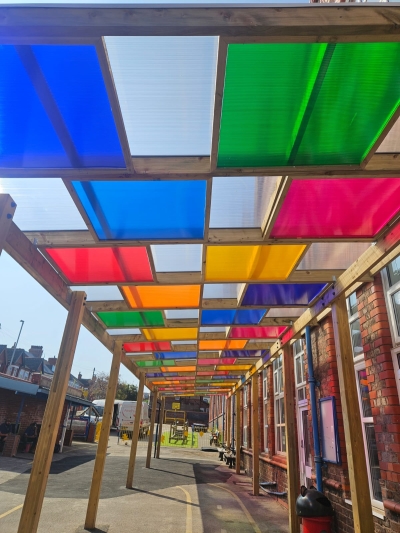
93, 399, 150, 435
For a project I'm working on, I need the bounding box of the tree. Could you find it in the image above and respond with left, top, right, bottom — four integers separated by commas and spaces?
87, 372, 138, 401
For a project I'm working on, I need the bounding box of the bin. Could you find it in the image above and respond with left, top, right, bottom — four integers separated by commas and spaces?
296, 486, 334, 533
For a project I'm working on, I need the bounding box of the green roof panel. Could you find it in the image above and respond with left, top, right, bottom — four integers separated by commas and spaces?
218, 43, 400, 167
97, 311, 164, 328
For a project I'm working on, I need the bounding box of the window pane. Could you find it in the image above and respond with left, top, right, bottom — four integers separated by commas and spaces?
357, 369, 372, 418
387, 257, 400, 287
298, 387, 305, 402
295, 355, 302, 386
365, 423, 382, 502
281, 427, 286, 453
275, 398, 280, 422
348, 292, 358, 316
391, 290, 400, 336
350, 319, 364, 358
280, 398, 285, 424
302, 410, 312, 467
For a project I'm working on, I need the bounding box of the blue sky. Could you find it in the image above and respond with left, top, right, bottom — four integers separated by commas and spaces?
0, 251, 139, 385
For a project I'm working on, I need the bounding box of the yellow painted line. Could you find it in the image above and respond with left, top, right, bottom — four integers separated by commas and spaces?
177, 486, 192, 533
0, 504, 23, 520
210, 484, 262, 533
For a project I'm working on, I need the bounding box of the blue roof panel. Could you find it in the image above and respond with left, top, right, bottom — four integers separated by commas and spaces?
242, 283, 326, 306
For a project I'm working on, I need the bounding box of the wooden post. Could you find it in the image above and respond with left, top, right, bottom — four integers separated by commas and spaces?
146, 389, 158, 469
17, 291, 86, 533
156, 397, 165, 458
282, 344, 301, 533
331, 295, 374, 533
226, 395, 231, 448
251, 374, 260, 496
235, 389, 241, 475
0, 194, 16, 256
126, 373, 145, 489
85, 341, 122, 530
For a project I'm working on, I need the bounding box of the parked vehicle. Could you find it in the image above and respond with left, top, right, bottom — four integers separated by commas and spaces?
68, 406, 102, 438
92, 399, 150, 435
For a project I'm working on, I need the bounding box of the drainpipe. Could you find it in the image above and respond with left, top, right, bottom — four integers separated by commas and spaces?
305, 325, 323, 492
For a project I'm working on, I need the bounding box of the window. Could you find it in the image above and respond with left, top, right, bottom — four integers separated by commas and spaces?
6, 365, 19, 377
293, 339, 307, 403
273, 355, 286, 454
263, 368, 269, 452
346, 293, 364, 361
347, 292, 383, 508
355, 364, 383, 505
385, 257, 400, 342
243, 385, 248, 447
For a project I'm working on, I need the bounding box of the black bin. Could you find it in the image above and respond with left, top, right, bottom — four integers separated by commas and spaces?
296, 486, 334, 533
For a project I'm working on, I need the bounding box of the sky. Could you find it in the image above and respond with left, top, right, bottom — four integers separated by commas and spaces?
0, 250, 139, 386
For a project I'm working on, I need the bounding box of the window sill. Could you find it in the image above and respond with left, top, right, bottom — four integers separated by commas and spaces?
344, 499, 385, 520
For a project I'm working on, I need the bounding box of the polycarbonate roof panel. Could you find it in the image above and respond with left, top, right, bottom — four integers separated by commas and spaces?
210, 176, 279, 228
229, 326, 286, 338
0, 178, 86, 231
105, 36, 218, 156
122, 285, 200, 308
242, 283, 326, 306
72, 180, 207, 240
151, 245, 203, 272
271, 179, 400, 239
202, 284, 239, 299
98, 311, 164, 328
201, 309, 266, 325
266, 307, 306, 318
297, 242, 371, 270
200, 327, 228, 333
124, 341, 171, 352
218, 43, 400, 167
46, 247, 153, 284
106, 328, 141, 336
155, 352, 197, 360
165, 310, 199, 319
0, 45, 124, 168
71, 285, 123, 301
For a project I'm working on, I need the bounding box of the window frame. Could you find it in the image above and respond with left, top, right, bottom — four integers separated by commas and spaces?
243, 385, 248, 448
273, 355, 286, 456
293, 339, 307, 406
382, 258, 400, 346
262, 368, 269, 453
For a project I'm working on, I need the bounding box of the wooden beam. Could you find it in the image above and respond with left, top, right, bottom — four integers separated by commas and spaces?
0, 194, 16, 256
2, 6, 400, 38
17, 291, 86, 533
251, 373, 260, 496
262, 176, 291, 239
235, 389, 241, 475
146, 389, 159, 469
132, 156, 210, 174
282, 344, 301, 533
126, 373, 145, 489
156, 397, 165, 459
331, 295, 374, 533
85, 341, 122, 530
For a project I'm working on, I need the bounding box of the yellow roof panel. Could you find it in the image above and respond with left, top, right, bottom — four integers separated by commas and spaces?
122, 285, 201, 308
143, 328, 198, 340
205, 245, 306, 281
199, 339, 247, 350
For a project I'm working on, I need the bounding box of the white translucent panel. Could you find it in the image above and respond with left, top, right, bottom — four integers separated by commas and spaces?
0, 0, 308, 4
267, 308, 306, 317
378, 116, 400, 153
106, 328, 141, 335
297, 243, 371, 270
70, 285, 123, 301
151, 244, 202, 272
105, 36, 218, 156
0, 178, 87, 231
172, 340, 197, 345
203, 283, 239, 299
200, 327, 227, 333
210, 176, 279, 228
165, 310, 199, 319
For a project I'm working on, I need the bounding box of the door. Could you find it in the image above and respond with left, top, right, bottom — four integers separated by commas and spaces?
298, 405, 312, 486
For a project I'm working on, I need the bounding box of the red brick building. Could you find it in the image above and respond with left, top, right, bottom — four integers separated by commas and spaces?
210, 257, 400, 533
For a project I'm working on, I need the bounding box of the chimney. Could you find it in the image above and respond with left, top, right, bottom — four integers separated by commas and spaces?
29, 345, 43, 358
78, 372, 82, 380
47, 357, 57, 367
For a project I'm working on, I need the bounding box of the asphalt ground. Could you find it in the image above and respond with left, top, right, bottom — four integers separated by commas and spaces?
0, 435, 290, 533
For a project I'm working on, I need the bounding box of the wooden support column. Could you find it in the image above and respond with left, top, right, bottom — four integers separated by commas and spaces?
251, 374, 260, 496
235, 389, 241, 475
85, 341, 122, 530
331, 295, 374, 533
17, 291, 86, 533
226, 395, 231, 448
126, 373, 145, 488
146, 389, 158, 469
0, 194, 16, 256
156, 397, 165, 459
282, 344, 301, 533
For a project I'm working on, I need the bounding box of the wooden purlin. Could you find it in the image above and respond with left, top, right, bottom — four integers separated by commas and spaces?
0, 194, 17, 256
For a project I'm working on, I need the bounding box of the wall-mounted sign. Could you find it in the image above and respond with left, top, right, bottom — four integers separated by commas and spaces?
172, 402, 180, 410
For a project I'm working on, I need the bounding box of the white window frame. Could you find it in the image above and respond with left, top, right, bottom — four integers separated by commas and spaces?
273, 355, 286, 456
346, 295, 364, 364
262, 368, 269, 453
293, 339, 307, 407
354, 360, 384, 510
243, 385, 248, 448
6, 364, 19, 377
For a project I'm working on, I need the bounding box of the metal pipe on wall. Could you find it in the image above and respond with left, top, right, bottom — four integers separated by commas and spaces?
305, 325, 323, 491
